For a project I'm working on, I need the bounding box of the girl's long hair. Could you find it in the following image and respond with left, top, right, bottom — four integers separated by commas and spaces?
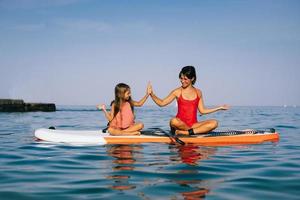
112, 83, 134, 119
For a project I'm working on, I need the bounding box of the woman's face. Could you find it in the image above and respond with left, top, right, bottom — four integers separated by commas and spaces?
180, 75, 193, 88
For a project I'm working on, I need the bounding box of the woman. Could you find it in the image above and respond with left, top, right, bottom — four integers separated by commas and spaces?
150, 66, 229, 135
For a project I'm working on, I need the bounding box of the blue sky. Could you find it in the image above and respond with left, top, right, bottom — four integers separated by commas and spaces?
0, 0, 299, 106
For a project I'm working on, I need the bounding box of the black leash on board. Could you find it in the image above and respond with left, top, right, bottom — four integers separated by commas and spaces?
145, 127, 185, 145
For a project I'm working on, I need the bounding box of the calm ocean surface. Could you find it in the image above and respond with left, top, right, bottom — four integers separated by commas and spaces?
0, 106, 299, 200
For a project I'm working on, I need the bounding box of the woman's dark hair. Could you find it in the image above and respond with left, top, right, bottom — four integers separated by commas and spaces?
179, 66, 197, 85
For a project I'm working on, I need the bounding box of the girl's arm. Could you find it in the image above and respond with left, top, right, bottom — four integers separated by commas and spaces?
150, 88, 178, 107
97, 104, 113, 122
132, 83, 152, 107
133, 93, 150, 107
197, 90, 229, 114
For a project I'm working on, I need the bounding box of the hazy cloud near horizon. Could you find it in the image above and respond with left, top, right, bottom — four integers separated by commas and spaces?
1, 0, 299, 106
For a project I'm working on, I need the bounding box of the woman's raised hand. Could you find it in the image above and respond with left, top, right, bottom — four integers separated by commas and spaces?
220, 104, 230, 110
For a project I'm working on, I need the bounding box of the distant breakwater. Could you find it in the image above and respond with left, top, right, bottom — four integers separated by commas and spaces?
0, 99, 56, 112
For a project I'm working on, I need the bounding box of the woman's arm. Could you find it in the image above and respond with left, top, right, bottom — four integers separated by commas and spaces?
197, 90, 229, 114
150, 88, 178, 107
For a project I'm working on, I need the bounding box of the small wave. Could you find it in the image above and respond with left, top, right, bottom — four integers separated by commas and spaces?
275, 125, 297, 129
57, 109, 102, 112
258, 113, 272, 117
56, 105, 110, 112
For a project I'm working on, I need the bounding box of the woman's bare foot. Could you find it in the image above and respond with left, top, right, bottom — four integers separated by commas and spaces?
175, 130, 189, 135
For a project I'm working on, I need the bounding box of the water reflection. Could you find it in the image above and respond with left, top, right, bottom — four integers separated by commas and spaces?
106, 143, 216, 199
106, 144, 142, 191
181, 188, 210, 200
176, 177, 210, 200
172, 144, 217, 166
172, 144, 217, 199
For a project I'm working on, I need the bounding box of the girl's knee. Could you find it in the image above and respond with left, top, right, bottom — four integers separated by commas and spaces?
137, 122, 144, 129
108, 127, 113, 132
108, 127, 117, 135
140, 123, 144, 129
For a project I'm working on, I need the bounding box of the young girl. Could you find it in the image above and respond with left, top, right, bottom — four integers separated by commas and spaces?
98, 83, 151, 136
150, 66, 229, 135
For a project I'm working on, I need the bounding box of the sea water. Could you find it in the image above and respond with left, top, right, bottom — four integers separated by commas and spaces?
0, 106, 299, 200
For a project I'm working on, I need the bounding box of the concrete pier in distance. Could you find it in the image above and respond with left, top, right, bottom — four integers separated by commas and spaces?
0, 99, 56, 112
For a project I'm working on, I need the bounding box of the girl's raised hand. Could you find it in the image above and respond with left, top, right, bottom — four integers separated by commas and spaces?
147, 82, 152, 95
97, 104, 106, 111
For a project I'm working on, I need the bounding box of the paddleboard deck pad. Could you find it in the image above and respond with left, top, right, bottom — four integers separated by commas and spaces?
34, 128, 279, 146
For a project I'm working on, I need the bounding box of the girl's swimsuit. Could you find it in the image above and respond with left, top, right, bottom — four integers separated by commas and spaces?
176, 90, 200, 127
110, 102, 134, 129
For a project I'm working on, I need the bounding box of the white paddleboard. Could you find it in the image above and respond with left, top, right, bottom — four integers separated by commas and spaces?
34, 128, 108, 145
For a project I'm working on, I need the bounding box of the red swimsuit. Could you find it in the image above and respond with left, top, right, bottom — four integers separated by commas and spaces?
176, 92, 200, 127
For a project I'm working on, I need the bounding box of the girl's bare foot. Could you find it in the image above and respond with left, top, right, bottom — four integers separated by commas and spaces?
120, 131, 141, 136
109, 131, 141, 136
131, 131, 141, 135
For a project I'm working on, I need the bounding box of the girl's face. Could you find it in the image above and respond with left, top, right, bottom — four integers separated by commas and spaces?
123, 89, 131, 100
180, 75, 193, 88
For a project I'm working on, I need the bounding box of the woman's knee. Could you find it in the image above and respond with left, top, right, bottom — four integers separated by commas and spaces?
170, 118, 179, 126
209, 119, 218, 128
